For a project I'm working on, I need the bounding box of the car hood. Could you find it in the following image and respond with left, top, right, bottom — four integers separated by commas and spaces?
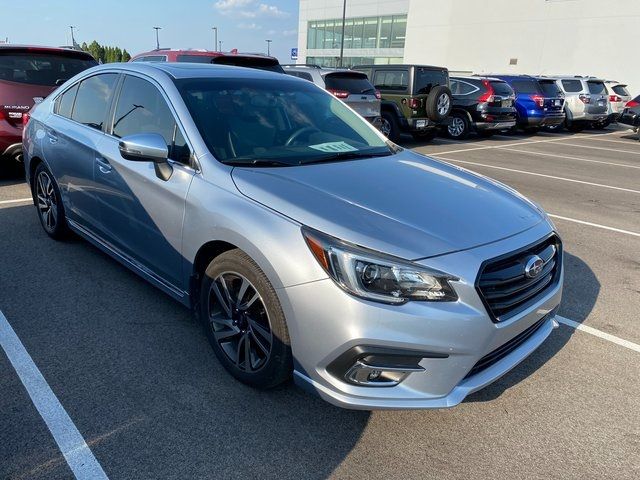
231, 150, 544, 260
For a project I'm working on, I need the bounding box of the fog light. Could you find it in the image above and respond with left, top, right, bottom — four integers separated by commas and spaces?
345, 361, 424, 387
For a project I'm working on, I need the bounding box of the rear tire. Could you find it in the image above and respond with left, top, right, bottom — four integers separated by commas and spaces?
33, 163, 70, 240
446, 113, 470, 139
199, 249, 293, 389
380, 111, 400, 143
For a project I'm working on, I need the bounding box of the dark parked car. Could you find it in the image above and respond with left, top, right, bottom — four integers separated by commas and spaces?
446, 76, 516, 139
617, 95, 640, 140
130, 48, 284, 73
489, 74, 565, 131
0, 45, 97, 165
353, 64, 453, 142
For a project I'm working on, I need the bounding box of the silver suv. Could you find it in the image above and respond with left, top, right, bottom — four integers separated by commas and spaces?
23, 63, 562, 410
283, 65, 381, 128
552, 76, 609, 131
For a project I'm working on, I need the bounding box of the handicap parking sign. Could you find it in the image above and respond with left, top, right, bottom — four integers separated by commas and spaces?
291, 48, 298, 60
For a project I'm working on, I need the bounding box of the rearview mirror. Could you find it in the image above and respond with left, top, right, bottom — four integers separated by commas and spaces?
118, 133, 172, 181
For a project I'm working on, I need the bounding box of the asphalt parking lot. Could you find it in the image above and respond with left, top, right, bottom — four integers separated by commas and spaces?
1, 127, 639, 480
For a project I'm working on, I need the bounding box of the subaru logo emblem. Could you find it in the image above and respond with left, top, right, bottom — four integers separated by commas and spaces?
524, 255, 544, 278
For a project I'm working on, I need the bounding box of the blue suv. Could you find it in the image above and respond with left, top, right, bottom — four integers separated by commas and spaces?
489, 75, 565, 131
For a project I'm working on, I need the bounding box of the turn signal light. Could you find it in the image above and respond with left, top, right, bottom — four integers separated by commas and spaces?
22, 112, 31, 127
609, 95, 622, 103
477, 79, 496, 103
626, 100, 639, 107
408, 97, 421, 109
530, 95, 544, 108
327, 89, 349, 99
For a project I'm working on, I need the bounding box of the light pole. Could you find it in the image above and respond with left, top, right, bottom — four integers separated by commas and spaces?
338, 0, 346, 67
153, 26, 161, 50
69, 26, 76, 47
212, 27, 218, 51
219, 40, 223, 51
265, 39, 272, 56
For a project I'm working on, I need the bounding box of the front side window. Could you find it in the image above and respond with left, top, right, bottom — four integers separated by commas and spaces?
71, 73, 118, 130
112, 75, 188, 163
175, 77, 392, 166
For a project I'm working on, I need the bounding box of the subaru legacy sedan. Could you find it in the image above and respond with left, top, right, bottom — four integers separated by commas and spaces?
23, 63, 562, 409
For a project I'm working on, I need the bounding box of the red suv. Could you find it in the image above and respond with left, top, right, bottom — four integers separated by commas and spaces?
1, 45, 97, 164
130, 49, 284, 73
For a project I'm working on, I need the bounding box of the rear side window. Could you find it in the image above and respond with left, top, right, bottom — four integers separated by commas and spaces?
450, 80, 476, 95
373, 70, 408, 91
0, 52, 96, 86
510, 79, 542, 95
71, 73, 118, 130
538, 80, 561, 97
286, 71, 313, 82
112, 75, 188, 163
324, 73, 375, 94
612, 84, 630, 96
587, 81, 606, 95
490, 81, 513, 96
56, 84, 79, 118
561, 79, 583, 93
414, 68, 448, 94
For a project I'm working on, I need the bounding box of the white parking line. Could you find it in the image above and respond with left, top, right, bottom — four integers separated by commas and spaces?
429, 131, 620, 155
0, 197, 32, 205
0, 310, 109, 480
552, 141, 640, 156
502, 148, 640, 170
433, 156, 640, 194
548, 214, 640, 238
576, 135, 640, 146
557, 316, 640, 353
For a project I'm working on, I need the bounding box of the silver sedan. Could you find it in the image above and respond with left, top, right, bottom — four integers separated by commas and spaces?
22, 63, 562, 409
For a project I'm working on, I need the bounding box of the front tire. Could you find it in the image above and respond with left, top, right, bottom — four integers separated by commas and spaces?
199, 249, 293, 389
33, 163, 70, 240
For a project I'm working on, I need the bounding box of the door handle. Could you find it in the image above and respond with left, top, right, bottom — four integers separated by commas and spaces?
96, 157, 112, 174
47, 130, 58, 144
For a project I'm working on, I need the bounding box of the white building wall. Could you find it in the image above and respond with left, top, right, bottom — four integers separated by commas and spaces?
404, 0, 640, 92
299, 0, 640, 92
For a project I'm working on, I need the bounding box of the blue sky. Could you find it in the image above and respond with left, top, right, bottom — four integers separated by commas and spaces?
0, 0, 299, 62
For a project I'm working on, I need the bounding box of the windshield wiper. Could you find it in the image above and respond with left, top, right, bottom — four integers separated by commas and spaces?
223, 158, 293, 167
301, 150, 393, 165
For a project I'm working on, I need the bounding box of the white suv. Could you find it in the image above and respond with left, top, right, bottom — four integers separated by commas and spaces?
552, 76, 609, 131
599, 80, 632, 128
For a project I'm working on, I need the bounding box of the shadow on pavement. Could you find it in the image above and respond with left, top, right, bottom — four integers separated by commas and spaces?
466, 251, 599, 403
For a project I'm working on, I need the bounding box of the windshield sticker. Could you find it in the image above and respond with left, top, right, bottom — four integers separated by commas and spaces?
308, 141, 358, 153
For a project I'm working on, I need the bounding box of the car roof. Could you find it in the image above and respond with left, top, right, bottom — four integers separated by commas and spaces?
355, 64, 447, 71
484, 74, 537, 80
89, 61, 288, 80
452, 75, 505, 82
549, 75, 605, 82
132, 49, 277, 61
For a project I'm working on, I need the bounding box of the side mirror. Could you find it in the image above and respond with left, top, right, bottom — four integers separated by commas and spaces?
118, 133, 172, 181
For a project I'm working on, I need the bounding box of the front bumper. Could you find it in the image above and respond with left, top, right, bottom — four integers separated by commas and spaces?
281, 221, 563, 409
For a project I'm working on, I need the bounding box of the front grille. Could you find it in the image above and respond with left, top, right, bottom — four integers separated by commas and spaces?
477, 234, 561, 322
463, 310, 554, 380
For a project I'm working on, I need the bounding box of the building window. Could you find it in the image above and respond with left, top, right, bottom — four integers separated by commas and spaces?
306, 15, 407, 51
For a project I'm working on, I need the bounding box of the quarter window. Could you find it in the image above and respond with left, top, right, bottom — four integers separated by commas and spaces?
71, 73, 118, 130
373, 70, 408, 91
56, 83, 79, 118
112, 75, 189, 164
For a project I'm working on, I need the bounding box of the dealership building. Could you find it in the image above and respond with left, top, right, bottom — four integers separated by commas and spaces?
296, 0, 640, 92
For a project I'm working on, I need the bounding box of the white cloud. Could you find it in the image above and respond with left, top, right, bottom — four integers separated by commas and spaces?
238, 22, 262, 30
214, 0, 290, 19
258, 3, 290, 18
214, 0, 253, 10
282, 29, 297, 36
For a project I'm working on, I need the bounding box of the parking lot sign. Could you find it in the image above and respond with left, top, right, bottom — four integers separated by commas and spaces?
291, 48, 298, 60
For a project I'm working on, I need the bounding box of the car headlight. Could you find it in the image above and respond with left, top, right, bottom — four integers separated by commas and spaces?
302, 227, 458, 304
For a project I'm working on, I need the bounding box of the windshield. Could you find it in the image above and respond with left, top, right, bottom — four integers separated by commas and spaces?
414, 68, 448, 94
175, 77, 392, 166
489, 81, 513, 96
0, 52, 97, 86
538, 80, 561, 97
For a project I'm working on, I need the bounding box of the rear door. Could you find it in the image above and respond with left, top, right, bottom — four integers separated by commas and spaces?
586, 80, 608, 114
323, 72, 380, 119
610, 84, 631, 113
487, 80, 516, 121
510, 78, 544, 118
43, 72, 119, 230
537, 79, 564, 113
